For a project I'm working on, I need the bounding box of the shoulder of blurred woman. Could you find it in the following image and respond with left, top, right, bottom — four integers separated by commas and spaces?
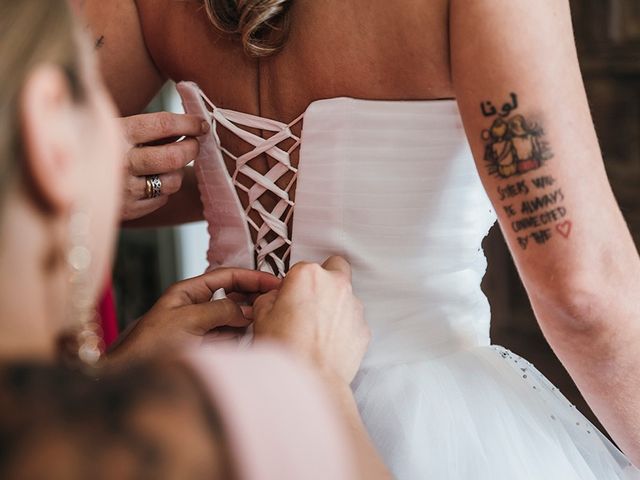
183, 345, 359, 480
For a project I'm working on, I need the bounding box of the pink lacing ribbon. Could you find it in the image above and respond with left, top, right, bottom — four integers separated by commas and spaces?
200, 92, 304, 277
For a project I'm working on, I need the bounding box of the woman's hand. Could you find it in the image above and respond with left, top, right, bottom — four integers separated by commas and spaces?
253, 256, 370, 385
120, 112, 209, 221
108, 268, 281, 364
253, 258, 389, 478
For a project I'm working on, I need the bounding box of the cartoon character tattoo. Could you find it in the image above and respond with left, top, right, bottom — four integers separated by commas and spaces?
481, 93, 553, 178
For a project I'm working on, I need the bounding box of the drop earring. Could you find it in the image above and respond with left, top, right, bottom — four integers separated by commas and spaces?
66, 209, 104, 366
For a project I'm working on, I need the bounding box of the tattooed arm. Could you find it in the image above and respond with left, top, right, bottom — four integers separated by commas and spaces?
451, 0, 640, 461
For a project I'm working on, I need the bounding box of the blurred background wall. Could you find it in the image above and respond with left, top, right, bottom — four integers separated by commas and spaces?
114, 0, 640, 433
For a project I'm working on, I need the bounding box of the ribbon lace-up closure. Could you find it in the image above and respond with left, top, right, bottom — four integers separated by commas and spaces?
200, 93, 303, 277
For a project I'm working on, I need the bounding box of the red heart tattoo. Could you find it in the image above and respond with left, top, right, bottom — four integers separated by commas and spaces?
556, 221, 572, 238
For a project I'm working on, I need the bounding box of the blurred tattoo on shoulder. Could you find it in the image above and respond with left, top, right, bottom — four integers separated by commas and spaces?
481, 93, 571, 250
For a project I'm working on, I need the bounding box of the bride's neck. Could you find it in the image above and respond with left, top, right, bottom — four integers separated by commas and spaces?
0, 195, 66, 360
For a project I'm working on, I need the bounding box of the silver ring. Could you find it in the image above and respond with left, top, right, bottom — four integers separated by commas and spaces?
145, 175, 162, 199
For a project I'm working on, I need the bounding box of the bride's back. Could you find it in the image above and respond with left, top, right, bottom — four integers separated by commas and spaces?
136, 0, 453, 120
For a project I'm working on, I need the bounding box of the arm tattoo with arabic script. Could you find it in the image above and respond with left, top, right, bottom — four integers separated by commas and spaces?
480, 93, 572, 249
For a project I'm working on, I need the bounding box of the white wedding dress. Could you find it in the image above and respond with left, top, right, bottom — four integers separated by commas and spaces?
178, 81, 639, 479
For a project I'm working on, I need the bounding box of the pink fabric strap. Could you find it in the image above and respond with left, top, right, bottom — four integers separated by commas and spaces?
185, 346, 356, 480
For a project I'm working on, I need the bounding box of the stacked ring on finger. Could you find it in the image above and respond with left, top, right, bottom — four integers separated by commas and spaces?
145, 175, 163, 199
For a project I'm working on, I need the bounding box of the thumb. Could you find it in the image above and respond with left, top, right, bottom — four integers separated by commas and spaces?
322, 255, 352, 280
253, 290, 278, 319
180, 299, 250, 335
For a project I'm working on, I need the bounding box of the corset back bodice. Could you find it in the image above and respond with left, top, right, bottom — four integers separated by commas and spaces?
179, 82, 497, 368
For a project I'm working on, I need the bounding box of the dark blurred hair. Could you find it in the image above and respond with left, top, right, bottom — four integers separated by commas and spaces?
0, 361, 230, 479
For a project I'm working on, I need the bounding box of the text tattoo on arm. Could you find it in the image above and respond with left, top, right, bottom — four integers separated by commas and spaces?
481, 93, 572, 250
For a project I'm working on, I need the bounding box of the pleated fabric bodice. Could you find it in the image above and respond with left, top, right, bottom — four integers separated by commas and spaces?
179, 82, 496, 369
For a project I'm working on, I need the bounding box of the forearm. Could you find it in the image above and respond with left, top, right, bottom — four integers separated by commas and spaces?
533, 280, 640, 464
320, 374, 392, 480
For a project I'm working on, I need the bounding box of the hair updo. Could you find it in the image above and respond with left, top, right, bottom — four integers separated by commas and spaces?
202, 0, 294, 57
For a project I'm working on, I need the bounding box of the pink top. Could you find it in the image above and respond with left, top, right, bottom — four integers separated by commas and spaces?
185, 346, 357, 480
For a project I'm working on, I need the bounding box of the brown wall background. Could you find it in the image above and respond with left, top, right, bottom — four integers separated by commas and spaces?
486, 0, 640, 434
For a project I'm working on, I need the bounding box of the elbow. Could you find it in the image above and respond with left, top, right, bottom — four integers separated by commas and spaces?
529, 276, 613, 338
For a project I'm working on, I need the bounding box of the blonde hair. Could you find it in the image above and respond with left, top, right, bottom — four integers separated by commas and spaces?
202, 0, 294, 57
0, 0, 84, 203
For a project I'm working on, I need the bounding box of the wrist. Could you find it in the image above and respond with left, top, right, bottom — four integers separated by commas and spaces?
317, 369, 352, 398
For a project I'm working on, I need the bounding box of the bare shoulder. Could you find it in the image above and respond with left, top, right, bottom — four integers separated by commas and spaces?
77, 0, 146, 50
132, 0, 454, 112
134, 0, 245, 82
75, 0, 165, 114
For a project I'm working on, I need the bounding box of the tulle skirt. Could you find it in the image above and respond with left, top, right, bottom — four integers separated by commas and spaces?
352, 345, 640, 479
